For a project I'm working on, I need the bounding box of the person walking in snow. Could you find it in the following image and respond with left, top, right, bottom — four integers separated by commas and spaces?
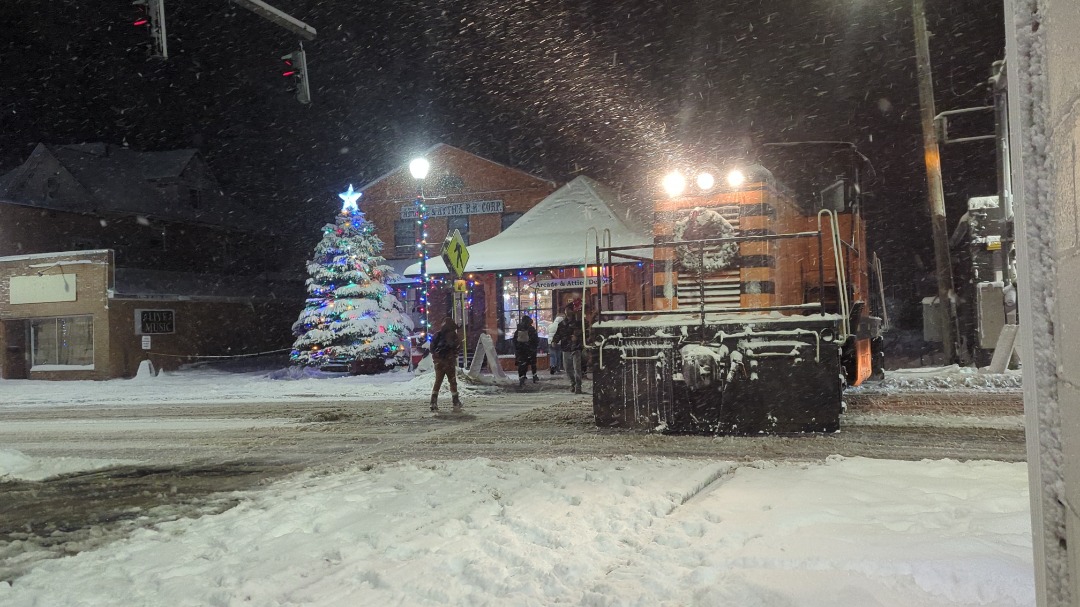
513, 315, 539, 388
429, 316, 463, 412
547, 312, 565, 374
556, 305, 585, 394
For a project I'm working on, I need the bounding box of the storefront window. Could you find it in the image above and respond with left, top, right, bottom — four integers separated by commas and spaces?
500, 275, 553, 340
30, 316, 94, 369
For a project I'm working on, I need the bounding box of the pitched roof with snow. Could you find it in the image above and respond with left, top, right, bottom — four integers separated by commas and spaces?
0, 143, 268, 233
405, 175, 652, 275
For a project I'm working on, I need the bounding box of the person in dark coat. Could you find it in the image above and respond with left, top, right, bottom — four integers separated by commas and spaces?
513, 315, 539, 388
429, 317, 462, 412
557, 307, 586, 394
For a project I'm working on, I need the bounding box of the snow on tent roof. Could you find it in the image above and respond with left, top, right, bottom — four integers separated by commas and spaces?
404, 176, 652, 276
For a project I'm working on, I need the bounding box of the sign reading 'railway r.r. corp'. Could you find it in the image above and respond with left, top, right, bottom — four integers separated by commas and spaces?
399, 199, 503, 220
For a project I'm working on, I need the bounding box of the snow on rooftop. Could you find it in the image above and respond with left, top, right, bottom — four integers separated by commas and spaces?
406, 175, 652, 275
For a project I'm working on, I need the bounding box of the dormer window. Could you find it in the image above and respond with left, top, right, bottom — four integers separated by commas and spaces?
188, 188, 202, 209
45, 176, 59, 201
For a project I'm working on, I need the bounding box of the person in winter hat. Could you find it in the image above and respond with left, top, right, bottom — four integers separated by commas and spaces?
513, 315, 539, 388
557, 305, 586, 394
429, 316, 463, 412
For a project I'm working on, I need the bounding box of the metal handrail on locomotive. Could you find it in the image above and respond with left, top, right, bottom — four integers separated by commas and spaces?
588, 156, 884, 435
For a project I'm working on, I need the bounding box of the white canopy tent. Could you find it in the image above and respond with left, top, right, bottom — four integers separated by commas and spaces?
404, 176, 652, 276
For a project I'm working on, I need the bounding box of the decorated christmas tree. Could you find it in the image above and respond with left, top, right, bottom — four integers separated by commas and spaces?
290, 185, 413, 371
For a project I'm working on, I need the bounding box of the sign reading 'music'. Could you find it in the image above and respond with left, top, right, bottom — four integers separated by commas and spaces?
532, 277, 611, 290
135, 309, 176, 335
400, 200, 503, 220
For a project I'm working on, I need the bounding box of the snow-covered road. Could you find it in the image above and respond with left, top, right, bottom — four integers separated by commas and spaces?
0, 366, 1032, 605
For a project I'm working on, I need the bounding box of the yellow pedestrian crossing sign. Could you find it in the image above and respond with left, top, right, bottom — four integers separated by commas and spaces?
441, 229, 470, 278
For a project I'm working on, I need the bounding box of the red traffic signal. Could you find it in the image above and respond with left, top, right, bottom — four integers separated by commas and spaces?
282, 57, 297, 78
133, 0, 149, 26
280, 49, 311, 104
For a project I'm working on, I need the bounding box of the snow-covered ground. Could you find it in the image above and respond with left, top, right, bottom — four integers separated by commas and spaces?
0, 363, 500, 407
854, 364, 1023, 392
0, 365, 1033, 605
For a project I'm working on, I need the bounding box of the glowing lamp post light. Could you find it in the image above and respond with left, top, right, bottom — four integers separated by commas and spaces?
409, 157, 431, 341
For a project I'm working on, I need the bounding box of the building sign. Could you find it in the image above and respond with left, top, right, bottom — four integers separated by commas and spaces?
532, 277, 611, 290
135, 309, 176, 335
9, 274, 77, 304
400, 199, 504, 220
141, 335, 152, 350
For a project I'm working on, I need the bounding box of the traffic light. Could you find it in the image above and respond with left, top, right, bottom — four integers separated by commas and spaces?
131, 0, 168, 59
281, 48, 312, 105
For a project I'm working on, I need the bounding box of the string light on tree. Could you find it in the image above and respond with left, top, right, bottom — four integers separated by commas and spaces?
289, 184, 414, 372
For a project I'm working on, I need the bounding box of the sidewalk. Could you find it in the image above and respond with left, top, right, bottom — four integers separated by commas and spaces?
467, 368, 594, 394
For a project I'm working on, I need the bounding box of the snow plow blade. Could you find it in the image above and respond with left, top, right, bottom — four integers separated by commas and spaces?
591, 317, 844, 435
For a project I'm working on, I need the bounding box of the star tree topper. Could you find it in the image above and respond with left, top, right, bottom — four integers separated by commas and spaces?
339, 184, 362, 213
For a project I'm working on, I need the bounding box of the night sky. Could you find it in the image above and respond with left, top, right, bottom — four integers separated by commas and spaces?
0, 0, 1004, 325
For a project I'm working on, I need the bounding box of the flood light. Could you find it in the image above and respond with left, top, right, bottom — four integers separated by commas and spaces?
726, 169, 746, 188
662, 171, 686, 197
696, 172, 715, 192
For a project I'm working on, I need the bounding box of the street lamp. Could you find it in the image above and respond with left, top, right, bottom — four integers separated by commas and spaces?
409, 158, 430, 181
409, 157, 431, 341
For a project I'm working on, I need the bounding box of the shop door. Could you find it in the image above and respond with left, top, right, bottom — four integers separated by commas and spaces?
3, 320, 28, 379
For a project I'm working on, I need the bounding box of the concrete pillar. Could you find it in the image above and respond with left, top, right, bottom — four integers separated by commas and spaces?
1008, 0, 1080, 603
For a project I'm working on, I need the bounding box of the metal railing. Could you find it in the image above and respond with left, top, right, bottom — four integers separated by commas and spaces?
590, 214, 856, 337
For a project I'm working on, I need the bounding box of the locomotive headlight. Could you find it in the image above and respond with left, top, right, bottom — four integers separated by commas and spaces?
696, 172, 715, 192
661, 171, 686, 197
726, 169, 746, 188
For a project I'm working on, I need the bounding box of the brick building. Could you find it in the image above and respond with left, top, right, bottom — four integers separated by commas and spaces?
360, 145, 651, 367
357, 144, 557, 348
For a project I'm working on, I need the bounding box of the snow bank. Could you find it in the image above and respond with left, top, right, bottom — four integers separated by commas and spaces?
853, 365, 1023, 392
0, 449, 130, 482
0, 366, 498, 408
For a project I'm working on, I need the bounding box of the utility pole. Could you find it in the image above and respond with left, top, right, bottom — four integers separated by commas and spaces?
912, 0, 958, 363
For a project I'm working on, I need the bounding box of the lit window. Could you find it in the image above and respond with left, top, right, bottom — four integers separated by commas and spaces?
500, 275, 553, 340
30, 316, 94, 370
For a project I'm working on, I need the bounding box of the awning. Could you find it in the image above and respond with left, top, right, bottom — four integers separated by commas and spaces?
404, 176, 652, 276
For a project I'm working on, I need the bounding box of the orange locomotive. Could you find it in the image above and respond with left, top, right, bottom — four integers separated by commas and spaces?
590, 147, 883, 434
